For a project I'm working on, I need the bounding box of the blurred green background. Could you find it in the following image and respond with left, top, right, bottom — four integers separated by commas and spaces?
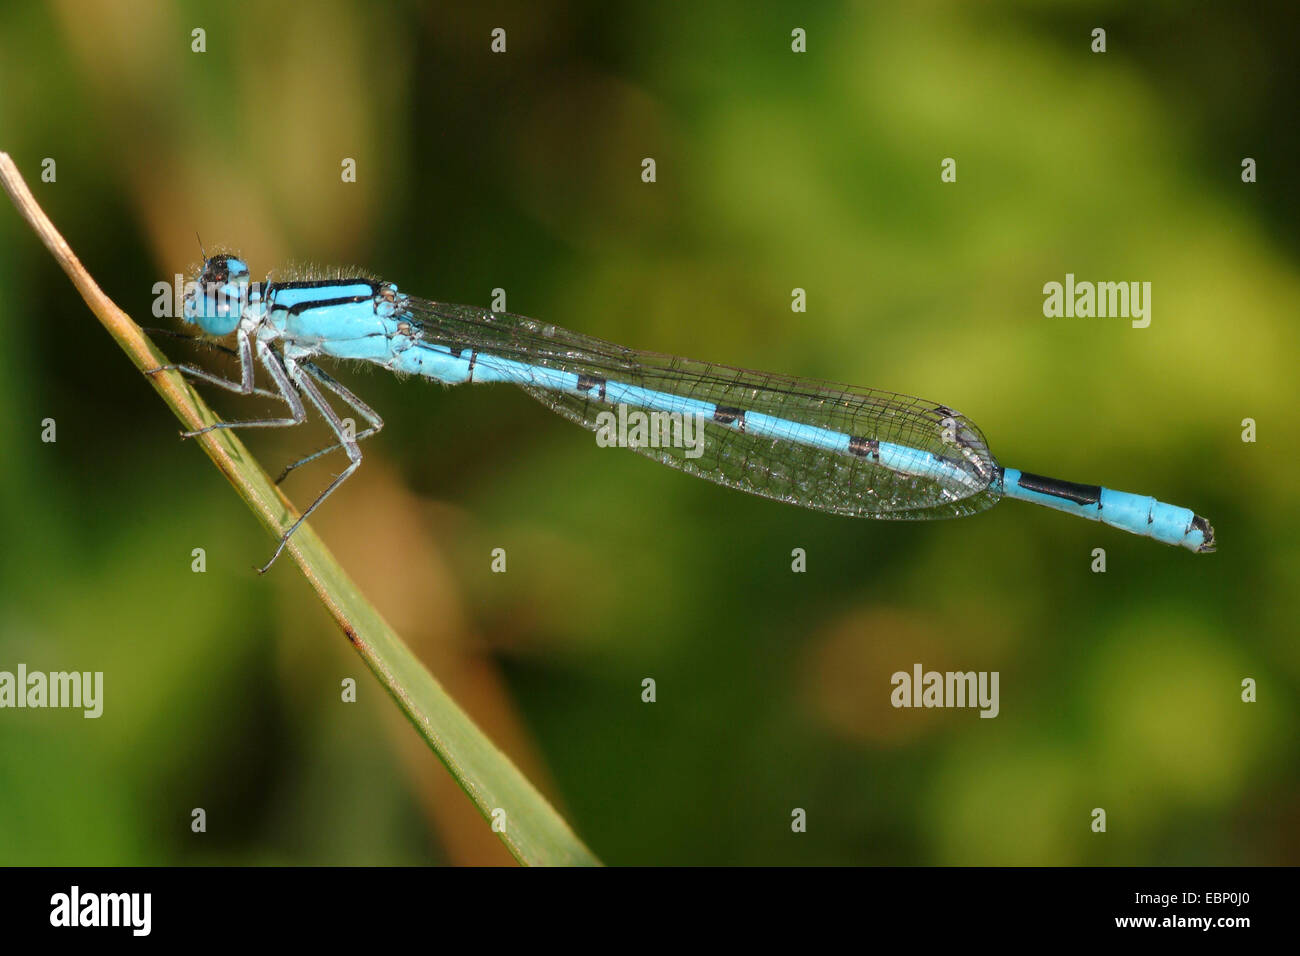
0, 0, 1296, 865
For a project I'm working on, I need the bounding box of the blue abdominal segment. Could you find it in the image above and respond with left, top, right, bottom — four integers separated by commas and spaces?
998, 468, 1214, 552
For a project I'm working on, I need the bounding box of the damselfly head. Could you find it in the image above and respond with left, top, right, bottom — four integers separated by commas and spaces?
183, 254, 252, 336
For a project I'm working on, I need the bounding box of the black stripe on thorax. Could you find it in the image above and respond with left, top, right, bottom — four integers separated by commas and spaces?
267, 278, 379, 292
266, 279, 383, 316
278, 295, 376, 317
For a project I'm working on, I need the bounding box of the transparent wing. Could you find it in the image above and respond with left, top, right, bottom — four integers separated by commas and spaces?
403, 299, 1002, 520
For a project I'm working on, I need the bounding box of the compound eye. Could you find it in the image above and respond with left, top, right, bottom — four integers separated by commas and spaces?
199, 255, 249, 289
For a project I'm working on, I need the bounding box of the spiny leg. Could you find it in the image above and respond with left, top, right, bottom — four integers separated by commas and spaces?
273, 362, 384, 484
145, 326, 258, 398
258, 358, 365, 573
143, 328, 283, 401
144, 327, 239, 356
177, 340, 308, 439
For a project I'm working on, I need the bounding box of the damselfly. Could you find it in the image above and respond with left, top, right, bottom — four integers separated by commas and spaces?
152, 254, 1215, 571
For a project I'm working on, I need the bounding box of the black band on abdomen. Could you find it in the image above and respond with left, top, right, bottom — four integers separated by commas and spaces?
1015, 471, 1102, 506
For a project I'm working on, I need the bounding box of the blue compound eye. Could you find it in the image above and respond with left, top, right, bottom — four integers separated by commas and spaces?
184, 255, 251, 336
